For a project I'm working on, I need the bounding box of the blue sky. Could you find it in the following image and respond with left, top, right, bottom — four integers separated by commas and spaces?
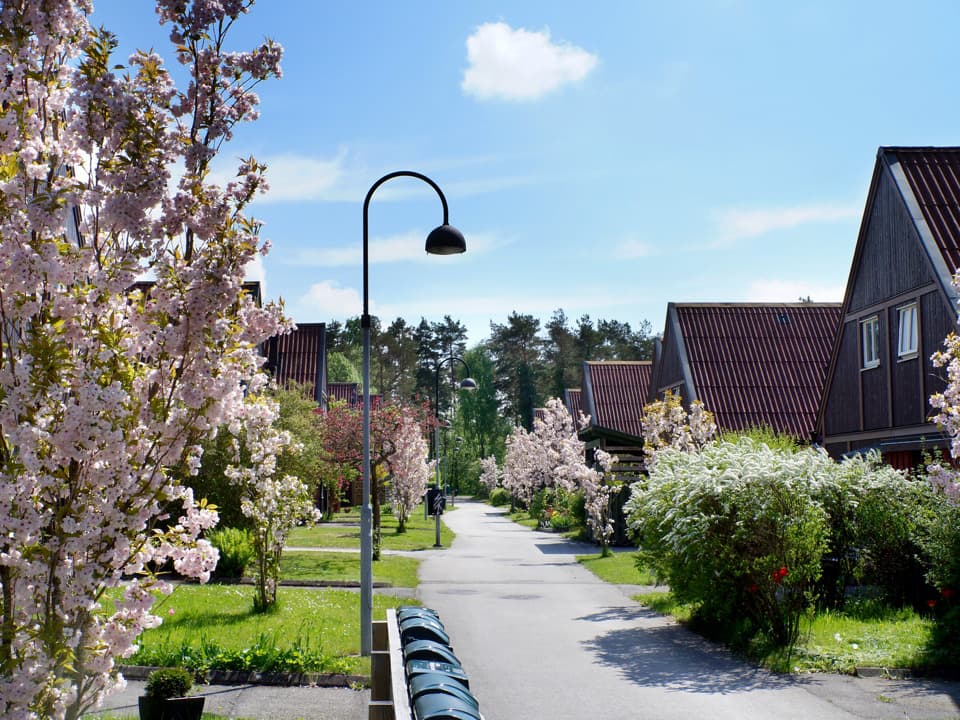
90, 1, 960, 345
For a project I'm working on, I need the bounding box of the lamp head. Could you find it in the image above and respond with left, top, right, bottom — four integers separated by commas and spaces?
459, 377, 478, 391
425, 224, 466, 255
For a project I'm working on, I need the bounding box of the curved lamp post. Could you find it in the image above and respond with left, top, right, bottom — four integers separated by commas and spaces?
432, 356, 476, 547
361, 171, 465, 655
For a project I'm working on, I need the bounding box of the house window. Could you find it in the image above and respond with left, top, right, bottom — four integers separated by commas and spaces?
861, 315, 880, 369
897, 303, 918, 358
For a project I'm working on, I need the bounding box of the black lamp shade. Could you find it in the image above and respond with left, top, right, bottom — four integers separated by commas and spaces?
459, 378, 478, 391
425, 224, 466, 255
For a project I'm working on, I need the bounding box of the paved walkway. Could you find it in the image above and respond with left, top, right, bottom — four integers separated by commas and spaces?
420, 500, 960, 720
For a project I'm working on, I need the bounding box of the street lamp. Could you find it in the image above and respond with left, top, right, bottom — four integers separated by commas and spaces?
432, 356, 476, 547
360, 171, 465, 656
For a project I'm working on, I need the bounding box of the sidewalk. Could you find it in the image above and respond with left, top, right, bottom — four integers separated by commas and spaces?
88, 679, 368, 720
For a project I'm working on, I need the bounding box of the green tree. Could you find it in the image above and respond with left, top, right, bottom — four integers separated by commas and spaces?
488, 312, 544, 428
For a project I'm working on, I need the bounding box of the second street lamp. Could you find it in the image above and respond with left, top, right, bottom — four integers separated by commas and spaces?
432, 356, 476, 548
360, 171, 465, 656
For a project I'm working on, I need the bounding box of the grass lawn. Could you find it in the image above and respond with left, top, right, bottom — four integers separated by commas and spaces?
126, 585, 417, 676
287, 503, 454, 550
577, 550, 658, 586
278, 551, 419, 588
632, 589, 937, 675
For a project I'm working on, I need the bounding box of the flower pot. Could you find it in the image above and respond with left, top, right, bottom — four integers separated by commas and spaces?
138, 695, 205, 720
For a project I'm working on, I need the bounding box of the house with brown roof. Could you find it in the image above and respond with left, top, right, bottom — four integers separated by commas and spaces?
817, 147, 960, 469
578, 360, 652, 470
563, 388, 583, 425
262, 322, 327, 405
650, 303, 841, 439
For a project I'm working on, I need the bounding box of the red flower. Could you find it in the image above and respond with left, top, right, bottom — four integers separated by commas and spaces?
928, 599, 938, 608
941, 588, 955, 599
771, 566, 789, 584
748, 583, 759, 594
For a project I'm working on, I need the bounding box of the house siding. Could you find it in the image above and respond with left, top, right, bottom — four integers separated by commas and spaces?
823, 322, 860, 436
849, 169, 931, 313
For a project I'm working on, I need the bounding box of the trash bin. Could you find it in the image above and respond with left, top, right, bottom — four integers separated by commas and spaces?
408, 674, 479, 709
402, 639, 460, 666
405, 660, 470, 689
412, 692, 481, 720
400, 618, 450, 645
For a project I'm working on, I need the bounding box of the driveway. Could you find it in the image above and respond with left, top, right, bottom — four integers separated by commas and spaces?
419, 499, 960, 720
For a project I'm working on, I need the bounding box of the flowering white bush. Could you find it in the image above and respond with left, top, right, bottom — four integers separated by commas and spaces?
0, 1, 284, 717
626, 437, 831, 645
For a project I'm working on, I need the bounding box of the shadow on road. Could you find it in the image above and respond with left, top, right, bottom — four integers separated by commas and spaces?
582, 622, 803, 694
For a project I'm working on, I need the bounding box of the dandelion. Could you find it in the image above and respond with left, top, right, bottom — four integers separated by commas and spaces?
850, 643, 859, 650
834, 633, 842, 643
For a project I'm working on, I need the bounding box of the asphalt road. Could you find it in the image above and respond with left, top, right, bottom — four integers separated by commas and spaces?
419, 499, 960, 720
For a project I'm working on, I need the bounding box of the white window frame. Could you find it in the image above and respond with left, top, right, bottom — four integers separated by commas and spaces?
897, 303, 918, 358
861, 315, 880, 370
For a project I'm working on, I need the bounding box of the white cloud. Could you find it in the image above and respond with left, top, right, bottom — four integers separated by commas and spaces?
258, 152, 346, 203
712, 203, 860, 245
747, 279, 845, 303
244, 253, 267, 297
300, 280, 362, 318
207, 151, 346, 204
462, 22, 598, 101
289, 230, 501, 268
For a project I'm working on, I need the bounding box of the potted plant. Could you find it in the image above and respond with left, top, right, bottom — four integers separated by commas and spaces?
138, 667, 205, 720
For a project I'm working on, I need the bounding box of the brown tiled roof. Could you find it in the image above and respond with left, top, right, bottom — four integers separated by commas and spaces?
887, 147, 960, 275
564, 388, 583, 425
674, 303, 840, 437
266, 323, 325, 400
582, 361, 652, 440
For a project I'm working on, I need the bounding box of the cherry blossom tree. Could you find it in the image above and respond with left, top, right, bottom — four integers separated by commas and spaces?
224, 388, 319, 612
316, 399, 433, 550
580, 448, 620, 556
479, 455, 500, 493
388, 414, 430, 533
0, 1, 283, 717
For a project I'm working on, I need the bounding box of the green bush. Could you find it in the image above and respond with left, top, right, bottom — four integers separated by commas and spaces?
145, 667, 193, 699
549, 511, 576, 532
208, 527, 254, 579
488, 487, 511, 507
626, 438, 830, 647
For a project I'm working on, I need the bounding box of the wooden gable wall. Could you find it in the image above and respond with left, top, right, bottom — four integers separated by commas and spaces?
820, 160, 953, 457
647, 305, 692, 403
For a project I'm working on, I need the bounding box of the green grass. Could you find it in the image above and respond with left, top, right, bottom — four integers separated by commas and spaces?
505, 509, 539, 529
278, 550, 419, 587
287, 503, 454, 550
768, 601, 935, 674
632, 589, 936, 675
127, 585, 417, 676
577, 551, 658, 585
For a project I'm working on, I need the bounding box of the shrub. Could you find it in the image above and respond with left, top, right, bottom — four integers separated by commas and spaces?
208, 527, 254, 579
488, 488, 511, 507
626, 438, 830, 647
145, 667, 193, 699
549, 511, 576, 532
